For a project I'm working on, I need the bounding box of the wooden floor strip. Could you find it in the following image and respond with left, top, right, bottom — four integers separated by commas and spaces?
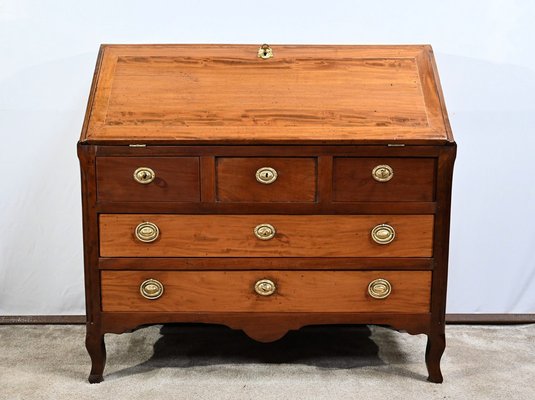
445, 314, 535, 324
1, 314, 534, 325
0, 315, 86, 324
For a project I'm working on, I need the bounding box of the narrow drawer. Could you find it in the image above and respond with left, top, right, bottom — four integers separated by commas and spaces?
99, 214, 434, 257
333, 158, 436, 202
96, 157, 200, 202
216, 157, 317, 202
101, 270, 431, 313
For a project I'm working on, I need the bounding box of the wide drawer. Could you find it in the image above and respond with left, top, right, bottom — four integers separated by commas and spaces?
101, 270, 431, 313
96, 157, 200, 202
99, 214, 434, 257
216, 157, 317, 202
333, 157, 436, 202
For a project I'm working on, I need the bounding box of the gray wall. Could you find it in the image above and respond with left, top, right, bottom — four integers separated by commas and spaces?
1, 0, 534, 315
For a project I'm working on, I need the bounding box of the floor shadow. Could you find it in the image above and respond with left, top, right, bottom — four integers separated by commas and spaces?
107, 324, 385, 380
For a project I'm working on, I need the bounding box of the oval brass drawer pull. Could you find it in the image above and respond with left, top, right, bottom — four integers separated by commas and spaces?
255, 167, 278, 184
133, 167, 155, 184
372, 164, 393, 182
254, 279, 276, 296
254, 223, 276, 240
368, 278, 392, 299
140, 279, 164, 300
371, 224, 395, 244
135, 222, 160, 243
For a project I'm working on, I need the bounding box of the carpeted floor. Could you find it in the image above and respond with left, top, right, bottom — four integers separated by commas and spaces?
0, 323, 533, 399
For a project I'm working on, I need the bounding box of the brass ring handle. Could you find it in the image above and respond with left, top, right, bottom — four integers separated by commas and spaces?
257, 44, 273, 59
140, 279, 164, 300
371, 224, 395, 244
372, 165, 393, 182
254, 279, 276, 296
133, 167, 155, 184
368, 278, 392, 299
135, 222, 160, 243
255, 167, 278, 184
254, 224, 276, 240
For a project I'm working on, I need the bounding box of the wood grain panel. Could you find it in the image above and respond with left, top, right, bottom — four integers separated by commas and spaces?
216, 157, 316, 202
81, 45, 450, 144
101, 270, 431, 313
99, 215, 434, 257
333, 157, 436, 202
96, 157, 200, 202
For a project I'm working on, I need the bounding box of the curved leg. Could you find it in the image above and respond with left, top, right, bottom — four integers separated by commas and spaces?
86, 326, 106, 383
425, 332, 445, 383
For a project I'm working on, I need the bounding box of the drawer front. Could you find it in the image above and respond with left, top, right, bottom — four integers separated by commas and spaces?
101, 270, 431, 313
216, 157, 317, 202
333, 158, 436, 202
96, 157, 200, 202
99, 214, 433, 257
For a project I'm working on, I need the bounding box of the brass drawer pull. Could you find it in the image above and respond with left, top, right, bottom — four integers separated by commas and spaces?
256, 167, 278, 184
135, 222, 160, 243
140, 279, 164, 300
254, 279, 276, 296
368, 278, 392, 299
372, 165, 393, 182
133, 167, 155, 184
257, 44, 273, 59
254, 223, 276, 240
371, 224, 395, 244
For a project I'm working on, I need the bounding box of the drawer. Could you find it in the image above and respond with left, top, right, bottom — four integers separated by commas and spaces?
96, 157, 200, 202
99, 214, 434, 257
216, 157, 317, 202
101, 270, 431, 313
333, 158, 436, 202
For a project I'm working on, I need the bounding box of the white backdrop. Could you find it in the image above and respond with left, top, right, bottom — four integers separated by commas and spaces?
1, 0, 534, 315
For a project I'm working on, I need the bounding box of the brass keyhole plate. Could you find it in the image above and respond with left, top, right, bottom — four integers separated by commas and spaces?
254, 223, 276, 240
254, 279, 276, 296
372, 165, 393, 182
257, 44, 273, 59
133, 167, 155, 184
256, 167, 278, 184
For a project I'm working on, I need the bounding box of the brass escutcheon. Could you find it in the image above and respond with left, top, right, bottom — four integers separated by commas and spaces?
133, 167, 155, 184
140, 279, 164, 300
372, 165, 393, 182
135, 222, 160, 243
254, 279, 276, 296
371, 224, 395, 244
254, 223, 276, 240
258, 44, 273, 59
368, 278, 392, 299
256, 167, 278, 184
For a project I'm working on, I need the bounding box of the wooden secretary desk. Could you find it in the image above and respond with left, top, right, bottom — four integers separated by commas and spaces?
78, 44, 456, 383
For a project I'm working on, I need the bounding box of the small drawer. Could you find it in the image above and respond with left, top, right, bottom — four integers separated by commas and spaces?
216, 157, 317, 202
333, 158, 436, 202
101, 270, 431, 313
99, 214, 434, 257
96, 157, 200, 202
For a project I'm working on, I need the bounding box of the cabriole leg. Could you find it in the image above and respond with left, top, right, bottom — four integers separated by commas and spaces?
425, 332, 445, 383
85, 325, 106, 383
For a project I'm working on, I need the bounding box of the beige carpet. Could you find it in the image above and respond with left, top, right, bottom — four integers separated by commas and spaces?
0, 323, 533, 399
